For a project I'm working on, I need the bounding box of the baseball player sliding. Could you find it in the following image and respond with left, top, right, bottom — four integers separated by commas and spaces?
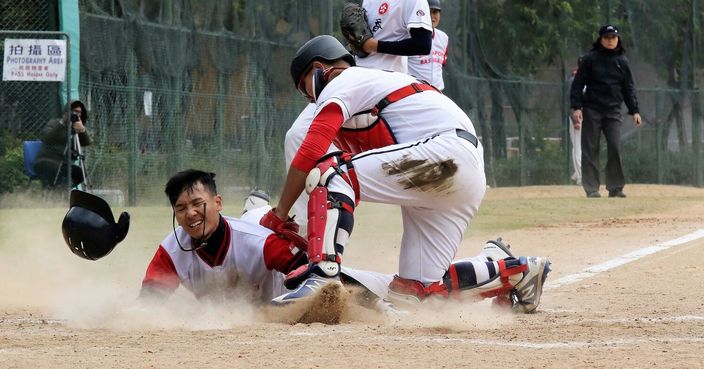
138, 169, 394, 308
59, 171, 537, 316
258, 35, 551, 312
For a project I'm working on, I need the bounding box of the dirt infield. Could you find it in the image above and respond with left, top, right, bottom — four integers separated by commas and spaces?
1, 184, 704, 368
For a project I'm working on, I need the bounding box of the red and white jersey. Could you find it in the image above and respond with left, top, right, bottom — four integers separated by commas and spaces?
319, 67, 474, 142
357, 0, 432, 72
142, 216, 290, 302
407, 28, 449, 90
291, 67, 476, 171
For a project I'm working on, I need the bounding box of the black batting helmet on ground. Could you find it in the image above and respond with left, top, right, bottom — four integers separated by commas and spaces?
290, 35, 355, 88
428, 0, 441, 11
62, 190, 130, 260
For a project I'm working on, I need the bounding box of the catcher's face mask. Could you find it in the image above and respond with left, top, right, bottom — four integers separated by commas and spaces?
298, 65, 345, 103
62, 190, 130, 260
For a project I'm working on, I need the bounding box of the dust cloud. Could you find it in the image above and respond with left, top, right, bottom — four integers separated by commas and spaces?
0, 193, 516, 332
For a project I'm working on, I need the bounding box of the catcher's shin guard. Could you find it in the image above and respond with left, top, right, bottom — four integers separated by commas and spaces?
285, 155, 355, 289
443, 256, 552, 313
443, 258, 526, 301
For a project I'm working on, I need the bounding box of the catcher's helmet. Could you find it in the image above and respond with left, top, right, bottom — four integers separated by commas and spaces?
62, 190, 130, 261
428, 0, 441, 11
290, 35, 355, 89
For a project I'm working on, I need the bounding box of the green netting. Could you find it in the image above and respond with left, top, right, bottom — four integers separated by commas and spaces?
2, 0, 703, 205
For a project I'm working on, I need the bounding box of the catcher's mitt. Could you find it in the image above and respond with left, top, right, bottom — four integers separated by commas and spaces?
340, 2, 373, 57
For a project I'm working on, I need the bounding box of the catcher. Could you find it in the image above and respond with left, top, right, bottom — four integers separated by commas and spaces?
259, 35, 551, 312
340, 0, 432, 73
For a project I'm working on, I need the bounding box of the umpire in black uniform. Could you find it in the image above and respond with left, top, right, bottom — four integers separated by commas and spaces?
570, 24, 642, 198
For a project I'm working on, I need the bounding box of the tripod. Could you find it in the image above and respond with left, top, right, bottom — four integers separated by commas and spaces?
52, 132, 90, 190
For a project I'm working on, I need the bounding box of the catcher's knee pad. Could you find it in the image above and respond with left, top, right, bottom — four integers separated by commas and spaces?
442, 258, 527, 301
305, 151, 358, 195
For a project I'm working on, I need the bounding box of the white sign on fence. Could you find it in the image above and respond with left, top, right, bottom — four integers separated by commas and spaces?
2, 38, 66, 82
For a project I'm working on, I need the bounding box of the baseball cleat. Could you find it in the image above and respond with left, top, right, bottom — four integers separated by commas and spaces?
480, 237, 514, 261
272, 265, 342, 306
511, 256, 551, 313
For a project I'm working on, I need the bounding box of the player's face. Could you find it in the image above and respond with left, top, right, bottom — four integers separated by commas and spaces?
298, 61, 327, 102
172, 182, 223, 240
300, 65, 318, 101
600, 34, 618, 49
431, 10, 441, 28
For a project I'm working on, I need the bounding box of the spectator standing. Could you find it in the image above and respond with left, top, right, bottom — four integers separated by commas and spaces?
570, 24, 642, 198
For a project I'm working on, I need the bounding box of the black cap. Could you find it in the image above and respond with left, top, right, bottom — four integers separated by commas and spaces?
428, 0, 441, 11
599, 24, 619, 37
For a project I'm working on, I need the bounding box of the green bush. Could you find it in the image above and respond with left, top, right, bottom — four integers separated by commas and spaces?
622, 141, 697, 185
0, 134, 28, 194
493, 137, 566, 186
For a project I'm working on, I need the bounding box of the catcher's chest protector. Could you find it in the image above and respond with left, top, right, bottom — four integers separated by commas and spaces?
335, 115, 396, 155
333, 82, 437, 154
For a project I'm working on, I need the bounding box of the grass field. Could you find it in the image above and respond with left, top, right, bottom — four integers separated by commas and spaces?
1, 184, 703, 368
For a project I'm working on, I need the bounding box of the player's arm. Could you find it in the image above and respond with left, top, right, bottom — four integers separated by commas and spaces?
365, 27, 432, 56
263, 234, 308, 274
620, 57, 639, 116
139, 245, 180, 299
273, 103, 344, 220
442, 42, 449, 65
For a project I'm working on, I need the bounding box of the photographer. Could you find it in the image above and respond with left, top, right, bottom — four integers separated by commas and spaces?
33, 100, 92, 188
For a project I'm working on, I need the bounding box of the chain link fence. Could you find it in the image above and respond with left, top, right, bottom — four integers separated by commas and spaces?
0, 1, 62, 140
1, 0, 703, 206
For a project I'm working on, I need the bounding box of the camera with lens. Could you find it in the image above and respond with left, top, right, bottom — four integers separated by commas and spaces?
70, 112, 81, 123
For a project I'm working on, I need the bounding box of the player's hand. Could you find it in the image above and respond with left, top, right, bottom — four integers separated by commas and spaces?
362, 38, 377, 55
72, 121, 86, 133
260, 208, 300, 233
571, 109, 583, 126
261, 209, 307, 254
260, 208, 287, 232
632, 113, 642, 127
